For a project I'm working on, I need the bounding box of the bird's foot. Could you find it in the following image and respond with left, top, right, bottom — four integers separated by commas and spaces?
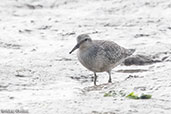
108, 80, 112, 83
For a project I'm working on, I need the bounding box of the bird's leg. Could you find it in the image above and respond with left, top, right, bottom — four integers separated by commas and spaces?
94, 72, 97, 86
107, 71, 112, 83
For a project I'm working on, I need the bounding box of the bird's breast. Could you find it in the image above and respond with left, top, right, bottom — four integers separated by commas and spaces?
77, 48, 107, 72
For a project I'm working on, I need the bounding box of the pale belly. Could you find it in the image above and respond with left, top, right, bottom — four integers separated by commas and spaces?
77, 50, 115, 72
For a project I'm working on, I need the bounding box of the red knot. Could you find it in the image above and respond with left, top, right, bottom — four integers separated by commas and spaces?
69, 34, 135, 85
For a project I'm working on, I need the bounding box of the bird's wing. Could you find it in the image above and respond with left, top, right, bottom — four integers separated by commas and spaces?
95, 40, 129, 64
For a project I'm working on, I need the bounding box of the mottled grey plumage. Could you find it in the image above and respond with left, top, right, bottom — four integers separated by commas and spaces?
69, 34, 135, 85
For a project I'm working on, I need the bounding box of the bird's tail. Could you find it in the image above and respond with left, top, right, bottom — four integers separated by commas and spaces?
127, 49, 135, 56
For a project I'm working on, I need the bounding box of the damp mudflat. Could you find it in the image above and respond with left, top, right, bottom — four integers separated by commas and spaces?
0, 0, 171, 114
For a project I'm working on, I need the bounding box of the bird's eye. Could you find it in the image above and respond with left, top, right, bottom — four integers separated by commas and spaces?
85, 38, 88, 41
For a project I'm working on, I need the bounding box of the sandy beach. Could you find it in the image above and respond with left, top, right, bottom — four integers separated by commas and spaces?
0, 0, 171, 114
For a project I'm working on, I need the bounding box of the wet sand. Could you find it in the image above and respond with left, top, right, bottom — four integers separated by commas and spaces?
0, 0, 171, 114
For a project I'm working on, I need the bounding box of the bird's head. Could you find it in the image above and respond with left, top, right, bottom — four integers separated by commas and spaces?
69, 34, 92, 54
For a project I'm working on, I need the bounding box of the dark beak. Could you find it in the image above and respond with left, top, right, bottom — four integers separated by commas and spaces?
69, 43, 80, 54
